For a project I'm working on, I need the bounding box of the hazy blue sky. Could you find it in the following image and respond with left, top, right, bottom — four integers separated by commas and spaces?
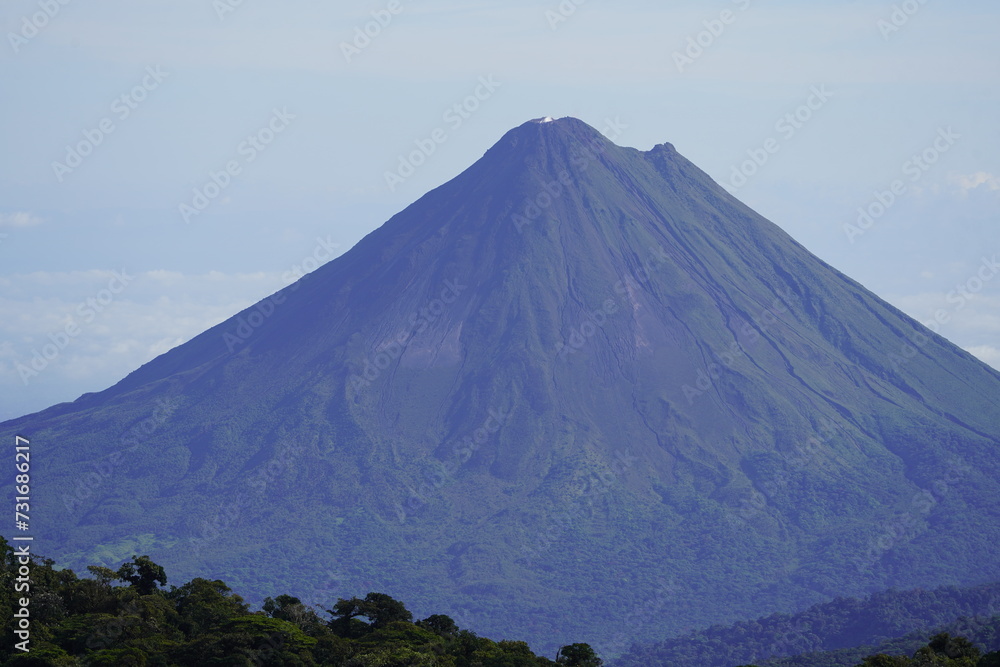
2, 0, 998, 421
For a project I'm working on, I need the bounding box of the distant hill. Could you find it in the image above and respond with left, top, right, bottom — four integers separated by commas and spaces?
4, 117, 1000, 655
761, 616, 1000, 667
614, 582, 1000, 666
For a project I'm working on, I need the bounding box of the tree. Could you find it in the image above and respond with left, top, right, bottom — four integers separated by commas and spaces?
87, 565, 117, 586
363, 592, 413, 629
859, 655, 911, 666
262, 593, 326, 635
980, 651, 1000, 667
858, 634, 988, 666
115, 555, 166, 596
556, 643, 603, 666
926, 632, 981, 660
263, 594, 303, 621
328, 595, 370, 638
171, 615, 317, 665
167, 577, 249, 637
328, 592, 413, 636
418, 614, 459, 637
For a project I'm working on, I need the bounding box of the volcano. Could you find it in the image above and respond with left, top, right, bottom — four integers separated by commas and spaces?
4, 117, 1000, 656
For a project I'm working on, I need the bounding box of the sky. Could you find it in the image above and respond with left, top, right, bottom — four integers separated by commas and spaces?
1, 0, 998, 422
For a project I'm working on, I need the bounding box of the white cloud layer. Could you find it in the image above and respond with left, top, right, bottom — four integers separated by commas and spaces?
966, 345, 1000, 368
0, 270, 289, 421
887, 287, 1000, 372
951, 172, 1000, 194
0, 212, 42, 227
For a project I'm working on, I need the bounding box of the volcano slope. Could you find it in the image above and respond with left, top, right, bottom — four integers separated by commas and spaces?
3, 117, 1000, 655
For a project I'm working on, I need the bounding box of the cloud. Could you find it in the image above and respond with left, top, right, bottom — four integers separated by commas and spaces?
0, 269, 285, 304
885, 287, 1000, 373
0, 269, 292, 421
950, 172, 1000, 195
0, 212, 42, 228
966, 345, 1000, 371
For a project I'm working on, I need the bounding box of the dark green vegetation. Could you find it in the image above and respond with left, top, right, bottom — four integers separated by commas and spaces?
0, 540, 601, 666
615, 581, 1000, 666
853, 633, 1000, 666
743, 632, 1000, 667
3, 118, 1000, 655
760, 620, 1000, 667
